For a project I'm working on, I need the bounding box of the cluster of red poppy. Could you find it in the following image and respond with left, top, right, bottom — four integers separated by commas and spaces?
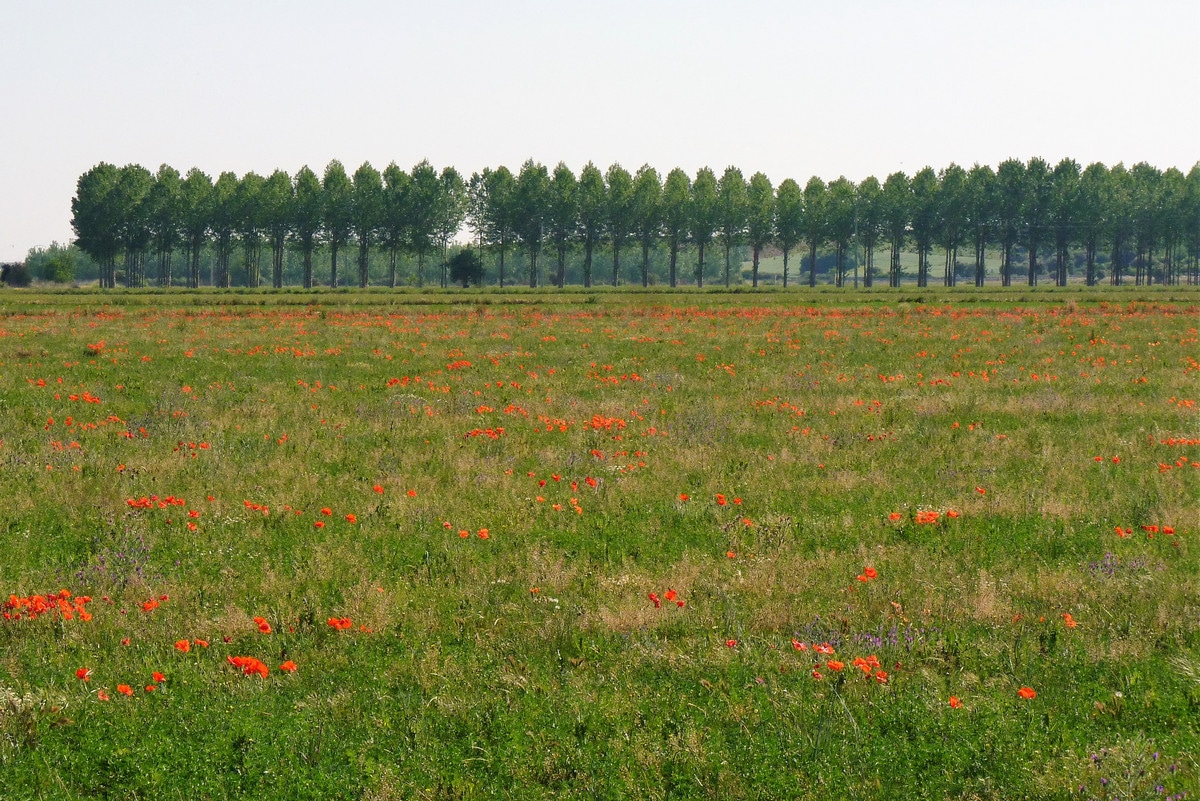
1114, 524, 1177, 538
792, 640, 888, 684
854, 566, 879, 583
443, 521, 491, 539
243, 499, 270, 515
647, 589, 685, 609
126, 495, 187, 509
327, 617, 354, 630
252, 616, 272, 634
228, 655, 270, 678
464, 427, 505, 439
3, 589, 93, 622
140, 595, 169, 613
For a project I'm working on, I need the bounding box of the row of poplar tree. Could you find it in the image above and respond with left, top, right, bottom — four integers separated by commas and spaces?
70, 158, 1200, 290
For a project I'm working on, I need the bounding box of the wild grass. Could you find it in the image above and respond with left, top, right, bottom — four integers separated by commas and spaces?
0, 287, 1198, 799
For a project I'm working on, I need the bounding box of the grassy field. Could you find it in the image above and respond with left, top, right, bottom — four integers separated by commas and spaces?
1, 286, 1198, 799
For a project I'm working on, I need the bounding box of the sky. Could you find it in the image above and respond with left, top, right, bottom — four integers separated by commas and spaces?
1, 0, 1197, 262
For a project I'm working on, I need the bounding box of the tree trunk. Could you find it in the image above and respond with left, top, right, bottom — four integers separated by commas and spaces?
724, 243, 732, 288
697, 243, 706, 289
529, 249, 538, 288
808, 240, 817, 287
668, 238, 678, 288
641, 242, 650, 288
751, 246, 760, 287
583, 242, 592, 288
358, 239, 370, 288
782, 248, 789, 288
612, 244, 620, 287
557, 244, 566, 288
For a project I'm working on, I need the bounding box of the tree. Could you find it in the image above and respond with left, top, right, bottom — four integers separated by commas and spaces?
745, 172, 774, 288
1049, 158, 1081, 286
292, 166, 323, 289
31, 243, 78, 284
690, 167, 718, 288
964, 164, 995, 287
381, 163, 411, 288
605, 163, 634, 286
935, 163, 967, 286
855, 176, 882, 287
631, 165, 662, 288
1187, 164, 1200, 285
661, 168, 691, 288
716, 166, 748, 287
72, 162, 123, 288
146, 164, 182, 287
825, 177, 856, 287
235, 171, 265, 287
1105, 164, 1134, 285
434, 167, 468, 287
576, 162, 605, 288
1130, 162, 1162, 285
481, 166, 516, 288
908, 167, 938, 288
112, 164, 154, 288
1077, 163, 1108, 286
351, 162, 383, 288
881, 172, 909, 287
322, 160, 353, 288
262, 169, 294, 288
209, 171, 239, 288
179, 168, 214, 289
448, 249, 484, 287
994, 159, 1025, 287
774, 178, 803, 288
514, 160, 550, 287
1022, 157, 1053, 286
547, 163, 577, 288
802, 176, 827, 287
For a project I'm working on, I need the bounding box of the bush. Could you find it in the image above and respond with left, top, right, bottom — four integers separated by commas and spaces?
0, 262, 32, 287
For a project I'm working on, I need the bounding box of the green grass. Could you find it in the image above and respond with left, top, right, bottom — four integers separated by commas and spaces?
1, 287, 1199, 799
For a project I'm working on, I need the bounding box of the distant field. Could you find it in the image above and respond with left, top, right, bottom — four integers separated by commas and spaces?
1, 288, 1198, 799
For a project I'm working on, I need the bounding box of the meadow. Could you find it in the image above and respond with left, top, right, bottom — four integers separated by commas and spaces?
1, 286, 1198, 800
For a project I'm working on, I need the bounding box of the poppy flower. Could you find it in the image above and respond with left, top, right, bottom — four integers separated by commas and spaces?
975, 487, 986, 495
864, 567, 878, 579
75, 667, 91, 681
811, 669, 823, 680
121, 638, 131, 646
664, 589, 677, 602
874, 671, 888, 684
117, 684, 133, 697
827, 660, 845, 672
407, 489, 417, 497
345, 513, 357, 524
279, 660, 297, 673
888, 512, 902, 521
373, 484, 384, 494
253, 616, 272, 634
726, 551, 737, 559
174, 639, 191, 653
152, 672, 165, 683
725, 639, 738, 648
715, 494, 727, 506
648, 593, 661, 608
1062, 613, 1078, 628
194, 639, 209, 648
314, 520, 325, 529
320, 507, 332, 516
949, 696, 962, 708
1018, 686, 1037, 699
144, 685, 157, 693
792, 639, 807, 651
478, 528, 489, 539
96, 689, 110, 701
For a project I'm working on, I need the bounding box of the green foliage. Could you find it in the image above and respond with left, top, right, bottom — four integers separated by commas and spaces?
447, 248, 484, 287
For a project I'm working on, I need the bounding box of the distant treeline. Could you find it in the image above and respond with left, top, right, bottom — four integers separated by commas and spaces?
68, 158, 1200, 290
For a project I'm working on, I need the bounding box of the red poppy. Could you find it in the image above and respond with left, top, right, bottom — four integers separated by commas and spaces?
864, 567, 878, 579
75, 667, 91, 681
373, 484, 384, 494
407, 489, 417, 497
320, 507, 332, 516
314, 520, 325, 529
678, 493, 690, 501
725, 639, 738, 648
949, 696, 962, 708
478, 528, 489, 539
194, 639, 209, 648
152, 672, 165, 683
117, 684, 133, 697
345, 513, 357, 524
715, 494, 727, 506
1018, 686, 1036, 699
664, 589, 677, 602
888, 512, 902, 521
174, 639, 191, 653
827, 660, 845, 672
280, 660, 297, 673
648, 592, 661, 608
96, 689, 110, 701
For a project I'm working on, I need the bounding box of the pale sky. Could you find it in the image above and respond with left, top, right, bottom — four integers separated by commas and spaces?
2, 0, 1197, 262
